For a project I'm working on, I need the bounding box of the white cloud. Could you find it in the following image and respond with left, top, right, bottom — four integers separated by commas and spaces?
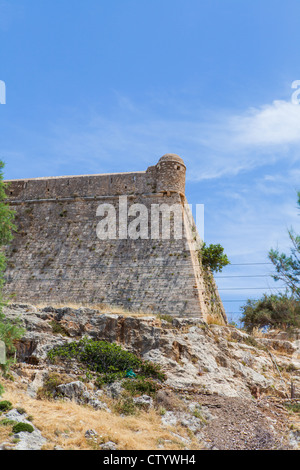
185, 99, 300, 181
230, 100, 300, 147
6, 93, 300, 183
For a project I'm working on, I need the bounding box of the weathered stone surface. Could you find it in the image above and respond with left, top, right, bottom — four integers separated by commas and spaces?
4, 409, 46, 450
54, 380, 111, 411
0, 340, 6, 364
4, 304, 300, 399
56, 380, 87, 400
100, 441, 118, 450
1, 304, 300, 450
4, 155, 226, 322
133, 394, 153, 409
27, 370, 48, 398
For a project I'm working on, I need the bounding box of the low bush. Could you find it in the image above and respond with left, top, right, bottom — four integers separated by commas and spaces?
0, 418, 17, 426
36, 373, 68, 400
157, 314, 173, 324
284, 402, 300, 414
49, 320, 70, 336
12, 422, 34, 434
114, 397, 137, 416
95, 371, 127, 388
0, 400, 12, 411
47, 338, 166, 383
123, 377, 160, 397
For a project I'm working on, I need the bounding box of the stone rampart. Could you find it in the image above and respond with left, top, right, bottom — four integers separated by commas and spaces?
4, 154, 226, 321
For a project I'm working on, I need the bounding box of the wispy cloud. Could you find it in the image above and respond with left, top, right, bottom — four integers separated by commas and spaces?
45, 96, 300, 182
4, 91, 300, 183
186, 99, 300, 180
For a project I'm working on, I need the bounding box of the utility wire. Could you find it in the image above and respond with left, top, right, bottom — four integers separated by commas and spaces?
215, 274, 272, 278
224, 263, 273, 266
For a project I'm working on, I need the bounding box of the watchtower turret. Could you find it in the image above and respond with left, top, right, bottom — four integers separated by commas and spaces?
155, 154, 186, 196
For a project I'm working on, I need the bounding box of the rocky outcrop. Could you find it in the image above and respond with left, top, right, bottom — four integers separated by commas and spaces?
1, 303, 300, 450
3, 303, 300, 399
0, 409, 46, 450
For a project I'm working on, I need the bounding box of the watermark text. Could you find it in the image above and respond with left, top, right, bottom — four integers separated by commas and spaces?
96, 196, 204, 241
291, 80, 300, 104
0, 80, 6, 104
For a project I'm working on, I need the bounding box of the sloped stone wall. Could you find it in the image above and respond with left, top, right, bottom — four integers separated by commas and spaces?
4, 155, 225, 321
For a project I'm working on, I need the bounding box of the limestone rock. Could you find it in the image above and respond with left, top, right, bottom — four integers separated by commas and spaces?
133, 394, 153, 410
55, 381, 111, 411
100, 441, 118, 450
4, 409, 46, 450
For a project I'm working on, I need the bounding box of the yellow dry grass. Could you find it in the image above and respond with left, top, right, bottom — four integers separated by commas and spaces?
0, 422, 11, 445
205, 313, 226, 326
1, 379, 200, 450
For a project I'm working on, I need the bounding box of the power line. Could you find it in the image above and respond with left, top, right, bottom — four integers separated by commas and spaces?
221, 300, 259, 302
215, 274, 272, 278
218, 286, 286, 290
225, 263, 273, 266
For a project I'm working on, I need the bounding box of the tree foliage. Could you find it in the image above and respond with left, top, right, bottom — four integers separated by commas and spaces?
0, 162, 16, 293
241, 192, 300, 332
199, 242, 230, 273
268, 191, 300, 299
0, 161, 23, 371
240, 293, 300, 333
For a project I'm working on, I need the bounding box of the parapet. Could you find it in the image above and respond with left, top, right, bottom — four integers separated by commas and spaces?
5, 154, 186, 201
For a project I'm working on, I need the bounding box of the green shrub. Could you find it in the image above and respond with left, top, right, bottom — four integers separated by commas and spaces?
95, 371, 126, 388
114, 397, 137, 416
0, 162, 24, 375
157, 314, 173, 324
123, 377, 160, 397
36, 373, 67, 400
12, 422, 34, 434
0, 418, 17, 426
0, 383, 4, 397
140, 360, 166, 382
48, 338, 166, 382
48, 338, 140, 372
49, 320, 70, 336
0, 400, 12, 411
284, 402, 300, 414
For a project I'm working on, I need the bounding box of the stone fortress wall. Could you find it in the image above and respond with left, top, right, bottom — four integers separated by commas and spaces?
4, 154, 226, 321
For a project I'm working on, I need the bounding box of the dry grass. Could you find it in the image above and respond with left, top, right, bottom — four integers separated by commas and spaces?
1, 379, 200, 450
251, 327, 267, 339
0, 422, 12, 446
206, 313, 226, 326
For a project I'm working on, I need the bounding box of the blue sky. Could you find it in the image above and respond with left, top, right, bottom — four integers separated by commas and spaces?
1, 0, 300, 323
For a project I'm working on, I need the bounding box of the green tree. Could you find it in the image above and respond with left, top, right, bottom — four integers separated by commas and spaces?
241, 192, 300, 332
199, 242, 230, 273
0, 161, 16, 291
0, 161, 23, 372
240, 293, 300, 333
268, 191, 300, 299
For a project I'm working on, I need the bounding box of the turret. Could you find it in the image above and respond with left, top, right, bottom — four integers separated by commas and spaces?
155, 154, 186, 195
